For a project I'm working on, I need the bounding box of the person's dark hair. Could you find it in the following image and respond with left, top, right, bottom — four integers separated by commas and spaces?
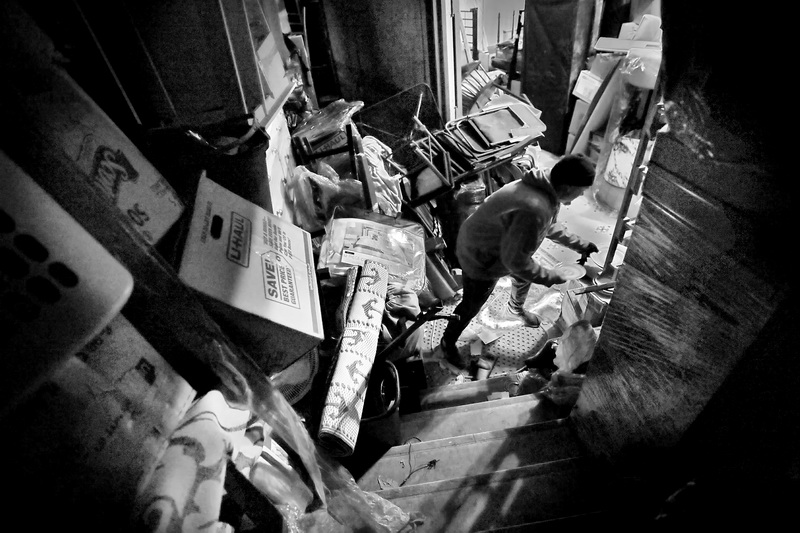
550, 154, 596, 189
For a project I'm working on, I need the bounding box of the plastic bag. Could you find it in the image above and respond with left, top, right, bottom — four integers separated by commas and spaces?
385, 281, 422, 320
293, 100, 365, 146
285, 165, 365, 233
539, 370, 586, 407
283, 451, 425, 532
293, 100, 365, 181
552, 319, 598, 373
317, 207, 427, 292
514, 368, 551, 396
362, 135, 404, 216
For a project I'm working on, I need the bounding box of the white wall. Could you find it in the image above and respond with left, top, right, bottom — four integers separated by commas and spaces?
460, 0, 525, 49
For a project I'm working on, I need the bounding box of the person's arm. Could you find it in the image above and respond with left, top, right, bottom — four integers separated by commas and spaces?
499, 210, 566, 286
546, 224, 598, 255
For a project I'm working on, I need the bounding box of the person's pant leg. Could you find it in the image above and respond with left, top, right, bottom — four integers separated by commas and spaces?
508, 274, 532, 312
441, 275, 497, 347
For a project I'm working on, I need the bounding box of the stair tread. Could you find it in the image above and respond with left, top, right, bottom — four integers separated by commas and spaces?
374, 459, 615, 532
358, 419, 584, 491
401, 393, 562, 441
402, 392, 536, 420
401, 393, 536, 421
417, 375, 514, 411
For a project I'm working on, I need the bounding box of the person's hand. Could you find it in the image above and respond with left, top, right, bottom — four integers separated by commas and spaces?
578, 242, 599, 265
547, 272, 568, 286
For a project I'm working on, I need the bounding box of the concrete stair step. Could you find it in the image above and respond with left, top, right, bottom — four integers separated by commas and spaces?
416, 375, 516, 411
358, 419, 584, 492
374, 457, 614, 532
400, 393, 561, 442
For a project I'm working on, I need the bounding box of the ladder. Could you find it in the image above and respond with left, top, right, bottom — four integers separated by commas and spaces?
602, 75, 663, 274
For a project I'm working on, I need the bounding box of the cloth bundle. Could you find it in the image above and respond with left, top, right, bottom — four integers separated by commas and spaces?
318, 260, 389, 456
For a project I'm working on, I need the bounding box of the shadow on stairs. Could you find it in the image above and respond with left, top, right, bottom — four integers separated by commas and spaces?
340, 375, 651, 532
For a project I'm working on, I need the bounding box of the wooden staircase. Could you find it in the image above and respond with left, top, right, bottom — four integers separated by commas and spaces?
354, 376, 650, 531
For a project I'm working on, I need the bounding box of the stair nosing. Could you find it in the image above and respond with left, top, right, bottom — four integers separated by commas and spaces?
373, 456, 592, 499
400, 393, 540, 421
419, 375, 511, 396
381, 418, 570, 456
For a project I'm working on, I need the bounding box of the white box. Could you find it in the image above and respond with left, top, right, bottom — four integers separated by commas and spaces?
572, 70, 603, 103
594, 37, 662, 53
179, 175, 324, 373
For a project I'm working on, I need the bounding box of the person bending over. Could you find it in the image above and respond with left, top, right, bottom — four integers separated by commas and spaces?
438, 154, 599, 370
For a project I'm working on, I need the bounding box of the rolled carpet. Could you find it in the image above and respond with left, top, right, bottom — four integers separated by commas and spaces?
318, 260, 388, 456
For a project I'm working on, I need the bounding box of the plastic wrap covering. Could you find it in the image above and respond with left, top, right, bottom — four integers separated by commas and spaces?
293, 100, 364, 145
285, 164, 365, 234
563, 3, 797, 473
283, 451, 424, 532
572, 126, 791, 459
619, 48, 661, 91
592, 60, 656, 194
293, 99, 365, 179
361, 135, 404, 217
318, 207, 427, 292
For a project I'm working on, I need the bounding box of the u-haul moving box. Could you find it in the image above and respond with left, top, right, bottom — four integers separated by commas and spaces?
179, 175, 324, 374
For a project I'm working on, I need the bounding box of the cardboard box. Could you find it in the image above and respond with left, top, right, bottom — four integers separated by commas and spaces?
5, 314, 195, 519
179, 175, 324, 374
47, 69, 185, 245
0, 3, 184, 245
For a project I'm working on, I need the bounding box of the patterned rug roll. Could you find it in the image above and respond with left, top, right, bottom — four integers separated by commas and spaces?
318, 260, 388, 456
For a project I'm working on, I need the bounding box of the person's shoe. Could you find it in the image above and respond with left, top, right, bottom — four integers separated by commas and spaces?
472, 357, 492, 380
499, 303, 540, 327
439, 338, 470, 371
523, 338, 558, 371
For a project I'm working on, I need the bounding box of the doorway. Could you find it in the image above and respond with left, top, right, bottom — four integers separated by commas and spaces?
435, 0, 525, 122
